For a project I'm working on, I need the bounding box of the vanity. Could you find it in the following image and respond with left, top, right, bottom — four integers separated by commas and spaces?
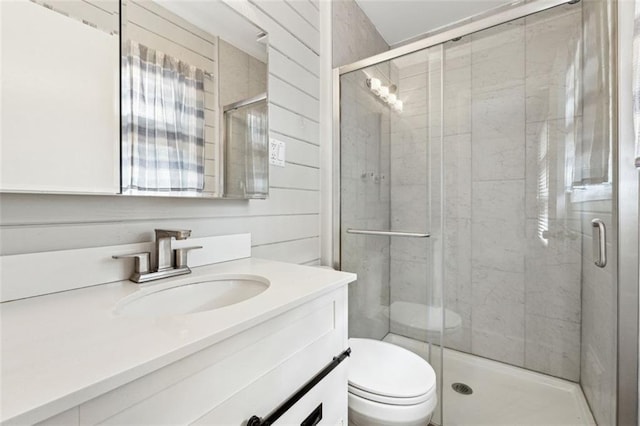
0, 1, 342, 423
0, 235, 356, 425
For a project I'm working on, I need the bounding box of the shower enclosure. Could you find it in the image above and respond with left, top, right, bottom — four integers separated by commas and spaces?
335, 0, 633, 424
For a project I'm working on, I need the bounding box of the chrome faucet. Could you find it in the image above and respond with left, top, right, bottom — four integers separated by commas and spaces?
155, 229, 191, 271
113, 229, 202, 283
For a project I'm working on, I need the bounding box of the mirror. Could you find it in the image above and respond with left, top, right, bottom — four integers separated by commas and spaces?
120, 0, 269, 199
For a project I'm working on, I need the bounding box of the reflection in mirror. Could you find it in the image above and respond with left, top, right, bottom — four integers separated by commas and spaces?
121, 0, 268, 198
224, 95, 268, 198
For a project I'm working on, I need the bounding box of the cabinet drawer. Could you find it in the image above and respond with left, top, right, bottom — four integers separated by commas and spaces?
194, 346, 348, 425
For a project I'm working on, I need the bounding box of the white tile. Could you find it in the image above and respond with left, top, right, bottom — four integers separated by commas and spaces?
390, 237, 429, 263
471, 265, 526, 366
390, 184, 428, 229
444, 133, 471, 219
525, 56, 582, 122
525, 5, 581, 79
390, 258, 430, 305
443, 218, 472, 352
470, 181, 526, 366
471, 87, 526, 181
525, 258, 580, 321
468, 179, 526, 366
444, 38, 471, 71
471, 22, 525, 95
471, 20, 524, 63
391, 141, 428, 186
525, 314, 580, 381
471, 180, 526, 272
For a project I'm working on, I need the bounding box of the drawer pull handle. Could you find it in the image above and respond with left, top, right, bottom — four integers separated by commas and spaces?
247, 348, 351, 426
300, 403, 322, 426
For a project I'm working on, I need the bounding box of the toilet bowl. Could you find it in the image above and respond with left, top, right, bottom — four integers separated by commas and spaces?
348, 338, 437, 426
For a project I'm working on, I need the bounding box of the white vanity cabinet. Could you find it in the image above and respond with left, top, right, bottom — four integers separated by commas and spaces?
36, 286, 348, 426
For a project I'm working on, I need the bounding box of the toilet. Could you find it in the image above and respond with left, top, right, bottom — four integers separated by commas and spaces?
348, 338, 437, 426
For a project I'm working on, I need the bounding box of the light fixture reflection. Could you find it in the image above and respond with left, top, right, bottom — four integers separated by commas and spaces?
366, 78, 403, 113
368, 77, 382, 94
379, 85, 389, 100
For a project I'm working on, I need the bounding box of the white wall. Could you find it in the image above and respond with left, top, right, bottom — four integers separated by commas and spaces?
0, 0, 322, 266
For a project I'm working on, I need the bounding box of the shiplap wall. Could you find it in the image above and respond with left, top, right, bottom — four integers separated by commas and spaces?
0, 0, 321, 266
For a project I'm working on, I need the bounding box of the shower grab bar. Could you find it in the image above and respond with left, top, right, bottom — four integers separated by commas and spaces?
346, 228, 430, 238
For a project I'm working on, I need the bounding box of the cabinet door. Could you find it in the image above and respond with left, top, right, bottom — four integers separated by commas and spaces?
0, 0, 119, 194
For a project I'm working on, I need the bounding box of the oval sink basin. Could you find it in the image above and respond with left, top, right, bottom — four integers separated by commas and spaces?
115, 274, 269, 317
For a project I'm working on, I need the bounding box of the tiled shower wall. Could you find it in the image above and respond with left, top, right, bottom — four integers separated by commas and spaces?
390, 4, 585, 382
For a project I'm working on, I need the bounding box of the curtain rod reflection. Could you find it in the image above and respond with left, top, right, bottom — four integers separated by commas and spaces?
223, 93, 267, 112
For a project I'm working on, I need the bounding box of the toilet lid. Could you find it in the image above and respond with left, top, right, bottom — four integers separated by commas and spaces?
348, 338, 436, 401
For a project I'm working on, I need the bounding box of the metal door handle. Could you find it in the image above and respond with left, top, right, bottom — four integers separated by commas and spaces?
346, 228, 430, 238
591, 219, 607, 268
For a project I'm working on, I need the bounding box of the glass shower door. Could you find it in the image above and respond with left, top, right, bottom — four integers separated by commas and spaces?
339, 45, 445, 422
439, 2, 616, 425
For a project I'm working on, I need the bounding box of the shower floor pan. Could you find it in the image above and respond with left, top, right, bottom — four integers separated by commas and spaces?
383, 333, 596, 426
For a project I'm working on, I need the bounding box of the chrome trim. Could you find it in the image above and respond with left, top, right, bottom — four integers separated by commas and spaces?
346, 229, 430, 238
338, 0, 572, 75
332, 68, 342, 269
616, 0, 639, 423
222, 93, 267, 112
591, 219, 607, 267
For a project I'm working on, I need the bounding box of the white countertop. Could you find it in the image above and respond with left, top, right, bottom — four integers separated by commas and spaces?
0, 258, 356, 424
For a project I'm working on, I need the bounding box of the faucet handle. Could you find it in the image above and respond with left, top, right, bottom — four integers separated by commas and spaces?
112, 252, 151, 275
175, 246, 203, 269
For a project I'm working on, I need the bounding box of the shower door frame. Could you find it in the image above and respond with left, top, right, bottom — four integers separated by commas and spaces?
331, 0, 638, 424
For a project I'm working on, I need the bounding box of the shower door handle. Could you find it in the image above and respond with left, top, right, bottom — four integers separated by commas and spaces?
591, 219, 607, 268
346, 228, 430, 238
